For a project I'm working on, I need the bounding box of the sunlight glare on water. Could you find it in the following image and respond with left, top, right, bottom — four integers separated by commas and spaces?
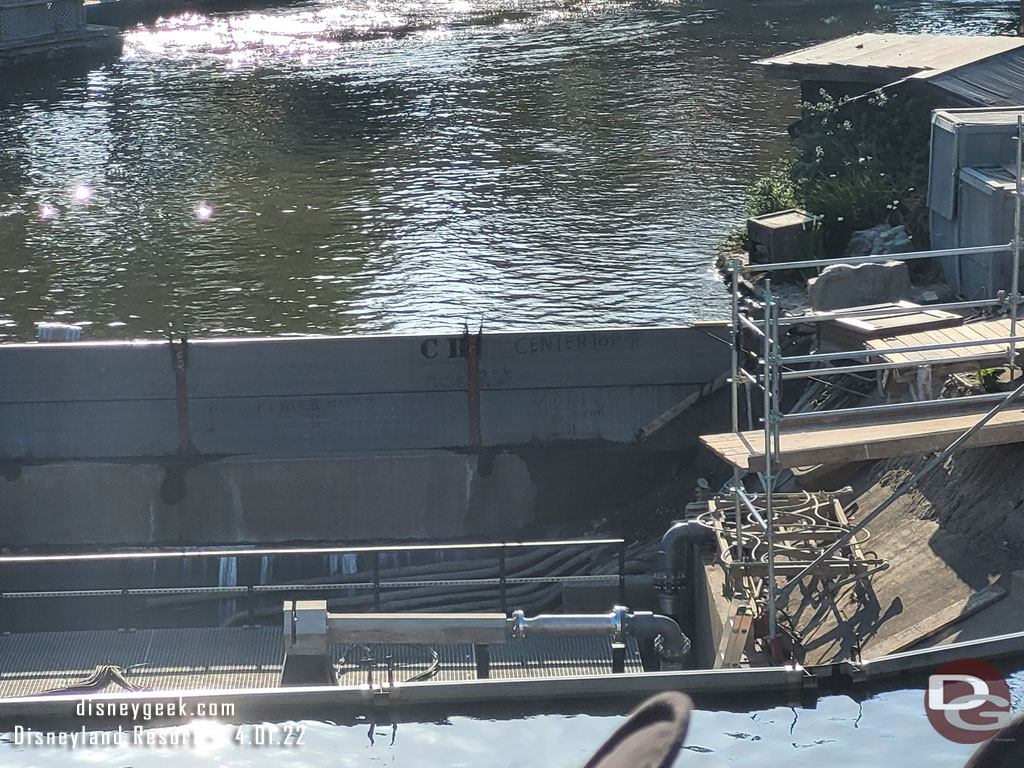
0, 0, 1018, 341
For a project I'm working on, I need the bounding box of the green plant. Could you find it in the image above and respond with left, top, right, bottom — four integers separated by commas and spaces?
785, 87, 932, 252
977, 367, 1004, 393
747, 164, 798, 218
722, 225, 748, 252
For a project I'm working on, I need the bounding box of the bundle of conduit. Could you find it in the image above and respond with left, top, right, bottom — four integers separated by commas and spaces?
134, 538, 663, 627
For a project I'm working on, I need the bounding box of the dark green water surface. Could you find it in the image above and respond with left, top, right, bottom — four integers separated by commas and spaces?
1, 0, 1015, 340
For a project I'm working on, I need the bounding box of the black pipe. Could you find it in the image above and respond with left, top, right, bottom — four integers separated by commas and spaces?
630, 611, 691, 665
654, 521, 713, 619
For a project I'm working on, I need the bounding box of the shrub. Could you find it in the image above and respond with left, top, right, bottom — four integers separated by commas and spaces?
789, 87, 931, 252
741, 87, 932, 255
747, 165, 799, 218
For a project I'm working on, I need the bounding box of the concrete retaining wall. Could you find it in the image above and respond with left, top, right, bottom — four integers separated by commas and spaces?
0, 325, 730, 546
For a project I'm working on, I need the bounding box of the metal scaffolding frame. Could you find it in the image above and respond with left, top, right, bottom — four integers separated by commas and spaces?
724, 116, 1024, 642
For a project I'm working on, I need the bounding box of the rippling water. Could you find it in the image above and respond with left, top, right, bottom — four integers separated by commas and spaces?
1, 2, 1020, 763
0, 0, 1016, 340
7, 667, 1024, 766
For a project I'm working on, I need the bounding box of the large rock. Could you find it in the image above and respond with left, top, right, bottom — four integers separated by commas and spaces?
843, 223, 913, 258
808, 260, 912, 311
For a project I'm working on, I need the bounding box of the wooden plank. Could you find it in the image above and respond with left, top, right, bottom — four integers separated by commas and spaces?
866, 318, 1012, 366
868, 584, 1007, 657
920, 327, 971, 361
831, 499, 868, 565
941, 324, 1004, 360
700, 401, 1024, 471
636, 374, 727, 441
715, 604, 753, 669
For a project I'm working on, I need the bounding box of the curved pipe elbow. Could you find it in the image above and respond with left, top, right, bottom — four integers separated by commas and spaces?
630, 611, 691, 662
658, 521, 714, 573
656, 521, 713, 616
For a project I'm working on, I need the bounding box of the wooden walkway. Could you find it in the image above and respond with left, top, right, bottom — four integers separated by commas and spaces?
866, 317, 1017, 370
700, 398, 1024, 471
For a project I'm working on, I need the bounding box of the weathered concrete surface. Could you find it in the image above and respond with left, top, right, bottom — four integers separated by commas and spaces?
0, 326, 731, 546
0, 325, 729, 460
0, 443, 716, 546
807, 260, 911, 311
0, 453, 538, 546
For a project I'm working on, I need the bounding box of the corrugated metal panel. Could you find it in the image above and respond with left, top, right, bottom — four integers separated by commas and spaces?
927, 49, 1024, 108
757, 33, 1024, 77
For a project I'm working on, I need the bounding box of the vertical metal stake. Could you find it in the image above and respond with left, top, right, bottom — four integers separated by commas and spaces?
498, 545, 508, 615
372, 552, 381, 612
761, 284, 778, 642
1012, 115, 1023, 379
618, 542, 626, 606
744, 379, 754, 432
730, 259, 744, 561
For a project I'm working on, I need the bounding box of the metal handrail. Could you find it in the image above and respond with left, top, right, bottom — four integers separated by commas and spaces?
742, 242, 1012, 274
781, 334, 1024, 365
1, 574, 622, 601
750, 297, 1002, 328
778, 351, 1014, 380
0, 537, 624, 564
0, 538, 627, 618
781, 390, 1022, 422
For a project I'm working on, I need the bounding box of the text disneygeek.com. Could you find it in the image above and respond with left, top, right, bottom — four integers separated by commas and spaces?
7, 697, 306, 749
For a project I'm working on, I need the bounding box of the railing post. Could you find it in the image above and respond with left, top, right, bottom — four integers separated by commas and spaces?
618, 542, 626, 605
761, 283, 778, 642
372, 552, 381, 612
731, 259, 744, 562
1012, 114, 1022, 379
498, 545, 508, 615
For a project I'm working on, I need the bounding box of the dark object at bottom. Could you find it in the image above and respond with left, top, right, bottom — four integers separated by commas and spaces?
964, 712, 1024, 768
280, 655, 338, 687
582, 691, 692, 768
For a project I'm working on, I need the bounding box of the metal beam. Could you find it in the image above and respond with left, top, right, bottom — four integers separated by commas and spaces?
745, 243, 1011, 274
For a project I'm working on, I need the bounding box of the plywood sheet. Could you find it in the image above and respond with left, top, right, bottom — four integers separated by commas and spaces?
700, 399, 1024, 471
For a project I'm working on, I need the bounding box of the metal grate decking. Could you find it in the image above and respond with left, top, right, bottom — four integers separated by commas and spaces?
0, 627, 644, 696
